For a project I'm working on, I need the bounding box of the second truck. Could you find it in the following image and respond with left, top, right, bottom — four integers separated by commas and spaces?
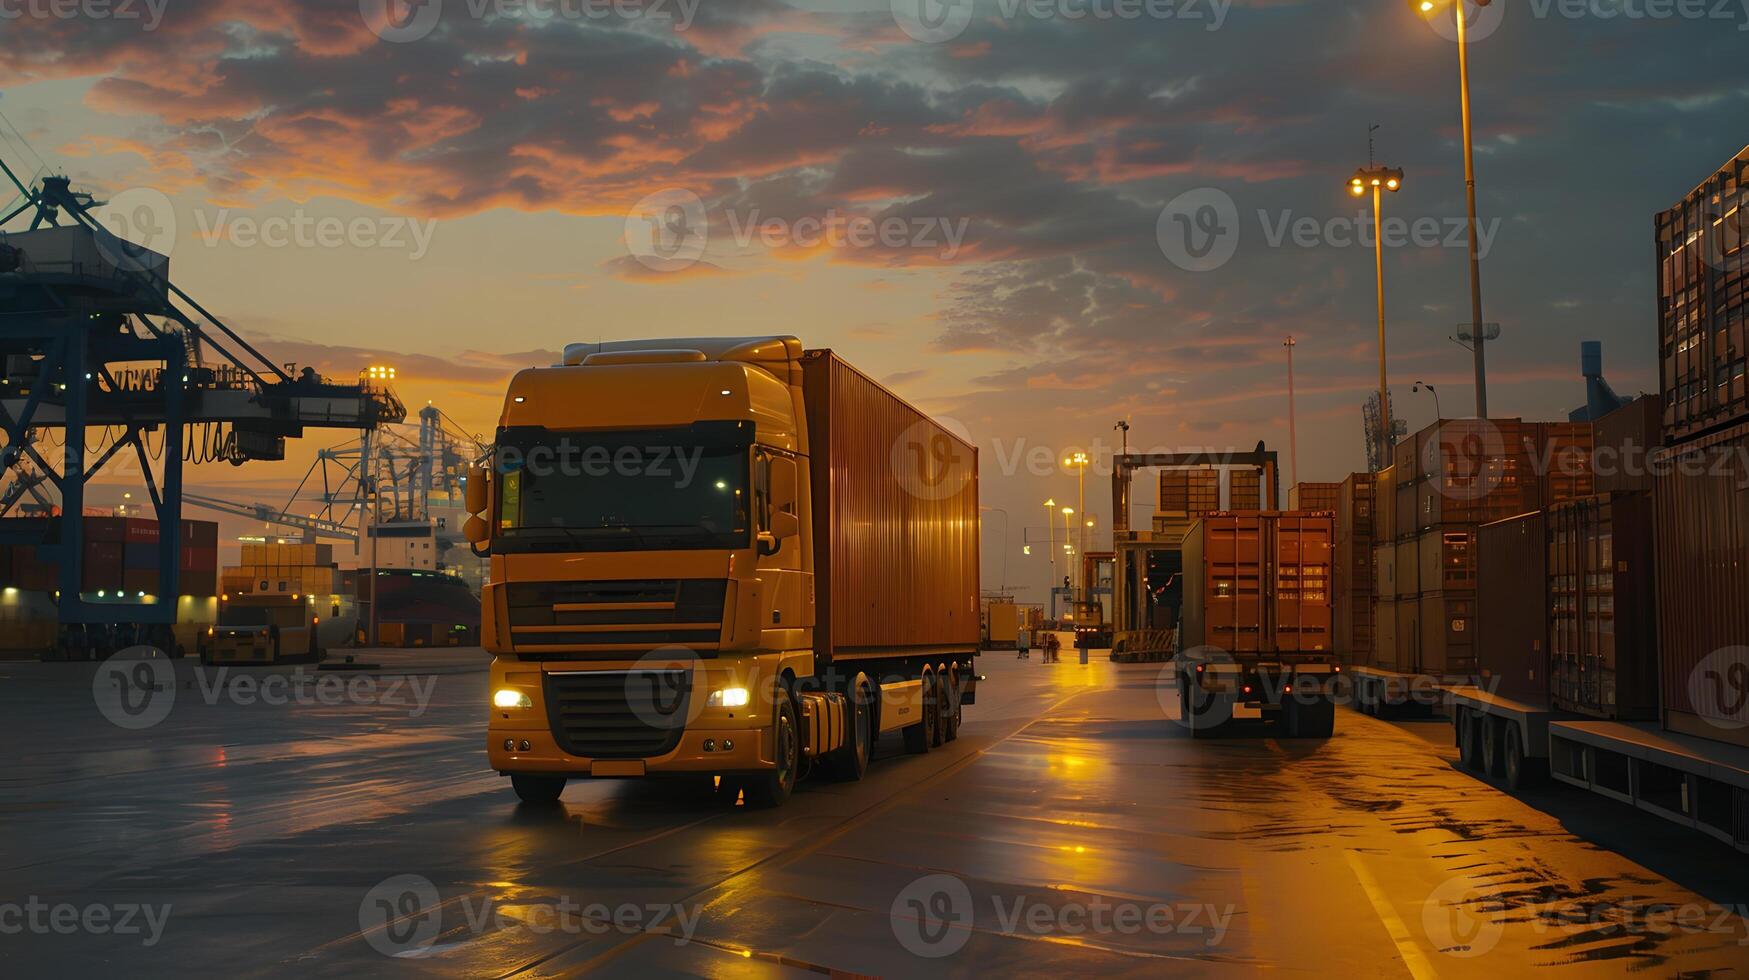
462, 337, 980, 805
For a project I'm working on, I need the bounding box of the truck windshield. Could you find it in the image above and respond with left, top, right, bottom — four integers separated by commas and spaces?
493, 421, 752, 553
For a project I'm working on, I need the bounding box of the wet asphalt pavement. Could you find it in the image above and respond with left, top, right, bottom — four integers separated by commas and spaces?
4, 648, 1749, 977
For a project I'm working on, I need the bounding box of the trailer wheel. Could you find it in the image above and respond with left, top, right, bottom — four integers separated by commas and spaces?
1284, 693, 1335, 739
511, 774, 566, 804
943, 664, 962, 742
744, 694, 799, 808
903, 668, 935, 754
832, 674, 874, 781
1481, 716, 1505, 778
1456, 710, 1482, 771
1179, 671, 1226, 738
1502, 723, 1541, 790
930, 669, 949, 747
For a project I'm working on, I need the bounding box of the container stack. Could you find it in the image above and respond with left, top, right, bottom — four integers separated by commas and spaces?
1653, 144, 1749, 747
1288, 482, 1341, 511
224, 541, 340, 598
1352, 418, 1595, 678
1332, 473, 1375, 663
0, 516, 218, 597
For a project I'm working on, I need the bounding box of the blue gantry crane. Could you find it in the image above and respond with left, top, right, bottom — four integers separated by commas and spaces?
0, 155, 404, 653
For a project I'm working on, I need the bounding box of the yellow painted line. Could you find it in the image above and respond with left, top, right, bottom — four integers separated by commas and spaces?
1343, 851, 1439, 980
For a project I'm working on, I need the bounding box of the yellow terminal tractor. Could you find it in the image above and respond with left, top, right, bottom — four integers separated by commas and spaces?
463, 338, 981, 805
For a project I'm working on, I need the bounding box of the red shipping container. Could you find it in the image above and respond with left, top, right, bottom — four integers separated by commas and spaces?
801, 349, 980, 664
1549, 492, 1658, 721
1654, 423, 1749, 746
1180, 512, 1333, 655
1477, 511, 1549, 702
81, 540, 124, 592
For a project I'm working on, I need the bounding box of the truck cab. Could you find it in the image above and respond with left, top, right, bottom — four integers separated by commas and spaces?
205, 597, 319, 664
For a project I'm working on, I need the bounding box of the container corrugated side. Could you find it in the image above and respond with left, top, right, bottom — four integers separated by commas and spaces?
1477, 511, 1549, 702
1654, 423, 1749, 746
802, 349, 980, 662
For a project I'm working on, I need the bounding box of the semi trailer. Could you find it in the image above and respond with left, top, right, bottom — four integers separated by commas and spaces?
462, 337, 980, 806
1176, 511, 1342, 738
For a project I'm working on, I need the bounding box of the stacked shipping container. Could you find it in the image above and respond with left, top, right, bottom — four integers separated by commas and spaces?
0, 517, 219, 596
1653, 146, 1749, 749
1332, 474, 1375, 662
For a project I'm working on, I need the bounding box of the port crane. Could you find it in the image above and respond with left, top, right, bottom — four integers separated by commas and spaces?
0, 155, 404, 648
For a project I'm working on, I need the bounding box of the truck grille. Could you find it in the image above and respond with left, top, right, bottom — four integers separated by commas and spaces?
544, 669, 691, 758
507, 579, 727, 654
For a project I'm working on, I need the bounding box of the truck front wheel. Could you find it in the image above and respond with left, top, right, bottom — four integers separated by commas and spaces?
833, 675, 874, 781
744, 695, 799, 808
511, 774, 566, 804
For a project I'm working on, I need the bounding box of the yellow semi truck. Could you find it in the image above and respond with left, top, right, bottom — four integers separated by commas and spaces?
463, 337, 981, 806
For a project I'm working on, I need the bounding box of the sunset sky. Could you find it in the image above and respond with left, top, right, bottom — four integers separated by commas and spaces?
1, 0, 1743, 602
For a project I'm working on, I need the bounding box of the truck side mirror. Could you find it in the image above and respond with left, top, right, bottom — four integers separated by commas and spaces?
463, 514, 489, 545
464, 467, 489, 515
771, 456, 798, 508
772, 510, 799, 541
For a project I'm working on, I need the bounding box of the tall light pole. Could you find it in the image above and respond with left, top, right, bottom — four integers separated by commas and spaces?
1064, 451, 1090, 600
1419, 0, 1490, 417
1283, 336, 1299, 491
1044, 497, 1057, 588
1061, 505, 1075, 602
1350, 165, 1403, 471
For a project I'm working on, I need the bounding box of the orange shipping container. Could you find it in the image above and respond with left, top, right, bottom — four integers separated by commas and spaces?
801, 350, 980, 664
1180, 512, 1333, 655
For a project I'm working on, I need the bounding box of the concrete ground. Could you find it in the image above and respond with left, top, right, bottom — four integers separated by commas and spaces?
3, 646, 1748, 977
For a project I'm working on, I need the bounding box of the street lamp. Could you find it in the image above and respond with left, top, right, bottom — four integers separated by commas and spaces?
1413, 380, 1442, 420
1417, 0, 1491, 418
1350, 164, 1403, 471
1063, 452, 1090, 600
1044, 497, 1057, 583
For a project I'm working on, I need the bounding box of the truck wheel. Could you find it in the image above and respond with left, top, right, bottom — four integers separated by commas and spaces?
943, 665, 962, 742
1456, 710, 1482, 771
1481, 717, 1504, 778
744, 695, 800, 808
903, 668, 935, 754
1180, 671, 1226, 738
1502, 723, 1541, 790
511, 774, 566, 804
833, 675, 874, 780
930, 669, 948, 747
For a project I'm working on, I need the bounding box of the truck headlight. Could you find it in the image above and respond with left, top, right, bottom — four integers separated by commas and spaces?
707, 687, 750, 708
493, 688, 532, 709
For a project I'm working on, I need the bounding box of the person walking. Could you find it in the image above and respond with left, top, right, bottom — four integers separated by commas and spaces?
1017, 628, 1030, 659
